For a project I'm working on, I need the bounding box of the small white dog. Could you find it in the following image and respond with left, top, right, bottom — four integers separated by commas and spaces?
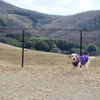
68, 53, 90, 74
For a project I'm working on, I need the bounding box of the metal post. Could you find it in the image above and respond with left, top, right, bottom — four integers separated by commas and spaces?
22, 30, 25, 67
80, 30, 82, 56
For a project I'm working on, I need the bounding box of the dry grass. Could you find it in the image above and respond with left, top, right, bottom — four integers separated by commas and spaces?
8, 14, 34, 28
0, 43, 100, 100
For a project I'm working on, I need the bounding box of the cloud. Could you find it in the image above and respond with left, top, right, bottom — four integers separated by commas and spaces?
23, 0, 36, 3
57, 0, 73, 6
4, 0, 100, 15
20, 0, 74, 15
77, 0, 95, 10
20, 0, 36, 7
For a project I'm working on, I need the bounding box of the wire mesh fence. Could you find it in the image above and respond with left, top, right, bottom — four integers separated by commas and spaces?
0, 27, 100, 67
0, 28, 23, 66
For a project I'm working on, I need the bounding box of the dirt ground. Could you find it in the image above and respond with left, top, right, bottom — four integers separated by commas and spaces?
0, 43, 100, 100
0, 64, 100, 100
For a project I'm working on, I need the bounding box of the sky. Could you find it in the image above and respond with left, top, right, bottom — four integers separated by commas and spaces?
4, 0, 100, 15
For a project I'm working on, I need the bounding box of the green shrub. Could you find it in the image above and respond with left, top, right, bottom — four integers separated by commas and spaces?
86, 44, 98, 53
35, 40, 49, 51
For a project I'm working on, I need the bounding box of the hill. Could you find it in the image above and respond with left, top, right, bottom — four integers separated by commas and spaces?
0, 42, 68, 66
0, 1, 100, 51
0, 0, 59, 28
1, 1, 100, 30
0, 42, 99, 67
0, 43, 100, 99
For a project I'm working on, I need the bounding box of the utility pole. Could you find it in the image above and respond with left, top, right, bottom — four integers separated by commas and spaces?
80, 30, 82, 56
22, 30, 25, 67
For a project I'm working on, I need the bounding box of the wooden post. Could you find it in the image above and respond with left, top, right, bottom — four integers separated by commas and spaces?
80, 30, 82, 56
22, 30, 25, 67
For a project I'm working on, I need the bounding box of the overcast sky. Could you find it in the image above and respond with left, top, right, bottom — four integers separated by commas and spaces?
4, 0, 100, 15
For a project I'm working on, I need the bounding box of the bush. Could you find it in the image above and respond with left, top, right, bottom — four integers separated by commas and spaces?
70, 49, 75, 54
0, 18, 5, 26
0, 39, 8, 43
9, 39, 22, 47
50, 48, 61, 53
24, 39, 35, 49
49, 43, 57, 50
35, 40, 49, 51
86, 44, 98, 53
86, 44, 98, 56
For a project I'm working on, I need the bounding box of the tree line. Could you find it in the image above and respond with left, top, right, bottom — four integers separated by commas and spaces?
0, 33, 99, 55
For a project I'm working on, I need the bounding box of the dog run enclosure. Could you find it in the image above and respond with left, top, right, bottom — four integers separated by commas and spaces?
0, 27, 99, 67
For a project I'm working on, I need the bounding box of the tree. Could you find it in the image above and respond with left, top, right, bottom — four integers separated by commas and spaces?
86, 44, 98, 55
9, 39, 22, 47
49, 43, 57, 50
54, 39, 68, 50
35, 40, 49, 51
25, 40, 35, 49
0, 18, 5, 26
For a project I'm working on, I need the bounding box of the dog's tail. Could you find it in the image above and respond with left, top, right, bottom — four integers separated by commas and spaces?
89, 56, 95, 59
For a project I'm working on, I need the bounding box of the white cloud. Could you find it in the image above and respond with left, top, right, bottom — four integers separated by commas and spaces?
55, 0, 73, 6
77, 0, 95, 10
4, 0, 100, 15
23, 0, 74, 15
21, 0, 36, 7
23, 0, 36, 4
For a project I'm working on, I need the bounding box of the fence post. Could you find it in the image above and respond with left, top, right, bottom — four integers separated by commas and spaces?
22, 30, 25, 67
80, 30, 82, 56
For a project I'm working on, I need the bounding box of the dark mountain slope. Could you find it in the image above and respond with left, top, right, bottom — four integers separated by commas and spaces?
0, 1, 60, 28
1, 0, 100, 30
0, 0, 100, 45
42, 10, 100, 30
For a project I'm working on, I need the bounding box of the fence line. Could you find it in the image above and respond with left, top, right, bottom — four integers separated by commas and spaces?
21, 29, 83, 67
1, 27, 99, 67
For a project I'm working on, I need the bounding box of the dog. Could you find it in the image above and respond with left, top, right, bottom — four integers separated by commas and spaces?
68, 53, 90, 74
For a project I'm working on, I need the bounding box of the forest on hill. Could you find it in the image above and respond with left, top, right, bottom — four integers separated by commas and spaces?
0, 33, 98, 56
0, 0, 100, 55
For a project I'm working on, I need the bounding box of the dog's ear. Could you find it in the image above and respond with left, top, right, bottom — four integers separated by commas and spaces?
68, 55, 71, 58
76, 54, 78, 60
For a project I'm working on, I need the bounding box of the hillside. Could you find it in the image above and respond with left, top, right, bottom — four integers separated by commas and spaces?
1, 1, 100, 29
0, 42, 68, 66
0, 1, 100, 99
0, 43, 100, 99
0, 42, 99, 67
0, 0, 60, 28
0, 1, 100, 46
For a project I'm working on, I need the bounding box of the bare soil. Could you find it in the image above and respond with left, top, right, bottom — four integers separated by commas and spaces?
0, 43, 100, 100
0, 65, 100, 100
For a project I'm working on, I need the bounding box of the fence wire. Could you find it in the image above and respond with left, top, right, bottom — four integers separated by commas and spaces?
0, 27, 100, 67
